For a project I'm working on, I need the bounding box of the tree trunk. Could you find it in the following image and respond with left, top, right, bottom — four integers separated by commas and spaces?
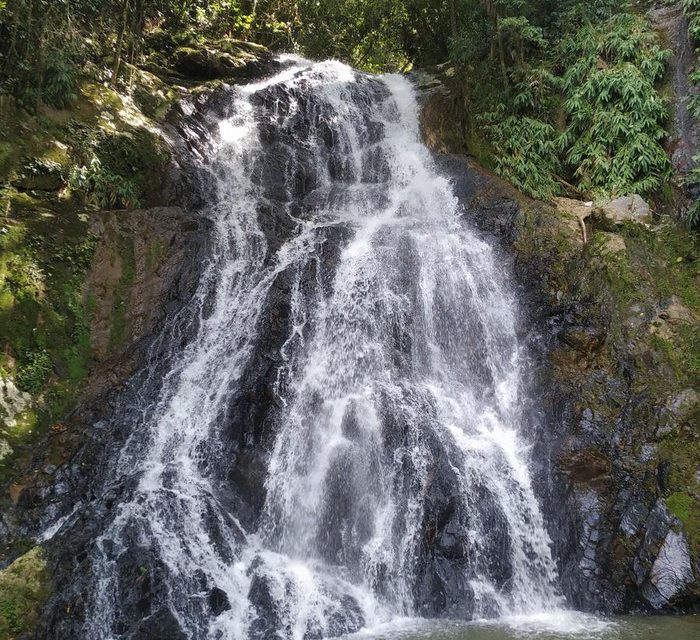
126, 0, 145, 84
112, 0, 131, 86
496, 16, 508, 86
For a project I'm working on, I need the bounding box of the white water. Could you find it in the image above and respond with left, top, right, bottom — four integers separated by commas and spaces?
84, 60, 565, 640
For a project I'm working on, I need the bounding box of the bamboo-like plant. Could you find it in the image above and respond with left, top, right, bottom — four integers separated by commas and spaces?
482, 110, 560, 199
559, 14, 671, 198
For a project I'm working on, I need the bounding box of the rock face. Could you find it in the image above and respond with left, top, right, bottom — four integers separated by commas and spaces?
0, 203, 209, 541
650, 2, 700, 178
82, 206, 209, 397
598, 195, 652, 225
430, 150, 700, 613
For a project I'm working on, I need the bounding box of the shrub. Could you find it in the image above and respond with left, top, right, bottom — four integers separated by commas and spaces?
482, 112, 560, 200
685, 160, 700, 228
16, 349, 53, 394
559, 14, 671, 197
42, 57, 77, 109
69, 157, 140, 210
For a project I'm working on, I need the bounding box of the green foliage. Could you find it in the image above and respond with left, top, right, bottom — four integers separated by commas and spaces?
684, 0, 700, 41
666, 492, 700, 552
42, 56, 78, 109
499, 15, 546, 64
551, 0, 618, 28
559, 14, 670, 197
0, 207, 97, 401
683, 0, 700, 226
482, 113, 560, 199
0, 0, 84, 109
15, 349, 52, 394
0, 547, 51, 640
450, 5, 492, 66
65, 122, 168, 210
441, 4, 672, 202
69, 157, 140, 210
511, 66, 561, 117
295, 0, 414, 71
685, 160, 700, 228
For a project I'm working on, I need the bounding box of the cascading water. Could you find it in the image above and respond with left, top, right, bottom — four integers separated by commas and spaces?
83, 59, 563, 640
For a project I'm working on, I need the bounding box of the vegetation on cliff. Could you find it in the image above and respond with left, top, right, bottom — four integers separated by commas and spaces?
1, 2, 693, 218
0, 546, 51, 639
0, 71, 173, 492
0, 0, 697, 630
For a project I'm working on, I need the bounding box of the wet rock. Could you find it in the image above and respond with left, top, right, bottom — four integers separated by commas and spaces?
247, 571, 282, 640
642, 529, 694, 609
131, 607, 187, 640
632, 499, 673, 588
408, 69, 452, 105
649, 3, 700, 178
619, 493, 651, 538
322, 595, 365, 638
208, 586, 231, 616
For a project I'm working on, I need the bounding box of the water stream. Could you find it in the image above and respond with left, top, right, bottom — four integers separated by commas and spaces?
84, 58, 568, 640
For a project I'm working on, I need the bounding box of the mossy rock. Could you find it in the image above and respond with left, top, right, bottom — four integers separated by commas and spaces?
11, 158, 66, 193
0, 547, 52, 640
172, 39, 273, 82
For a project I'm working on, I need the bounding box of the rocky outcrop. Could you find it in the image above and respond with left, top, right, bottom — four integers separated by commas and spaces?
598, 195, 653, 225
430, 150, 700, 613
82, 207, 209, 399
0, 546, 51, 638
172, 39, 276, 82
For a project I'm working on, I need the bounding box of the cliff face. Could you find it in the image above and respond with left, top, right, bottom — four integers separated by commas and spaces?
651, 2, 700, 180
423, 92, 699, 612
414, 6, 700, 605
0, 41, 276, 638
0, 35, 698, 639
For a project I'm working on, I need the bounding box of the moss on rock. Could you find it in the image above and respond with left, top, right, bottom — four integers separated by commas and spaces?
514, 195, 700, 605
0, 547, 52, 640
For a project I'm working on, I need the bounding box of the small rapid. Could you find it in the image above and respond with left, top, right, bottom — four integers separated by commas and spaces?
83, 59, 564, 640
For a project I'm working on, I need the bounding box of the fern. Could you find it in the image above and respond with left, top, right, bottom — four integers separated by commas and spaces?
69, 156, 140, 210
684, 0, 700, 41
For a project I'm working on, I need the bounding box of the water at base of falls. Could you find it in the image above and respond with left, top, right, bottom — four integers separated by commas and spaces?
83, 58, 564, 640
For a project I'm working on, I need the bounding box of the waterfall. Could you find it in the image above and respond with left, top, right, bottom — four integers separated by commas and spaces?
84, 59, 562, 640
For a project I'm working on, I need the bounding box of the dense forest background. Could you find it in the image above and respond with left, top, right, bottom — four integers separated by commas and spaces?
0, 0, 699, 216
